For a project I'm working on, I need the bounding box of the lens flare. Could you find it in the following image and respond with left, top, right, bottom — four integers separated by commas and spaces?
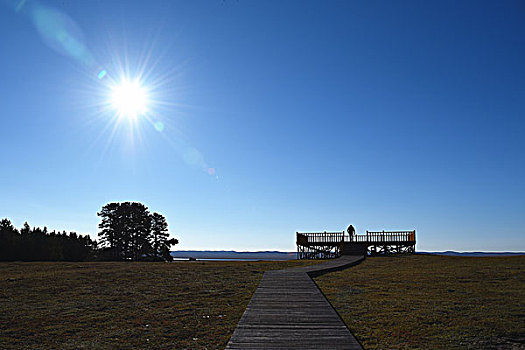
31, 2, 94, 66
154, 121, 164, 132
97, 69, 107, 80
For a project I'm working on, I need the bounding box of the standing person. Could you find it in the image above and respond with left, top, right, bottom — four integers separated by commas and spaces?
347, 224, 355, 241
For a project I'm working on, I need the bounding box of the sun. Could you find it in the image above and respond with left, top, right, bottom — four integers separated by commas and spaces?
110, 79, 148, 119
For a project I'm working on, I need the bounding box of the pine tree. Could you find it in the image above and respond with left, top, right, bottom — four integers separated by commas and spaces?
97, 202, 178, 261
151, 212, 169, 260
0, 218, 19, 261
98, 202, 152, 260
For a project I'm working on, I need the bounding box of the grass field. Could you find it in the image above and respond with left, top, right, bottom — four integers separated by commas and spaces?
1, 256, 523, 349
0, 260, 316, 350
315, 255, 525, 349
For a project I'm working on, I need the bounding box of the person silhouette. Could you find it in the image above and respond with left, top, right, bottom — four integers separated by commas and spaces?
347, 224, 355, 241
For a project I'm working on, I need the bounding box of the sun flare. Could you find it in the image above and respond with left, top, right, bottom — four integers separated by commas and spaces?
110, 79, 148, 119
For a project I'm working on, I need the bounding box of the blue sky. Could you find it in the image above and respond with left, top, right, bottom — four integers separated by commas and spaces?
1, 0, 524, 251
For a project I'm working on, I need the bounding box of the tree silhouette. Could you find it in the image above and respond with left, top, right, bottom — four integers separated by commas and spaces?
97, 202, 178, 261
0, 219, 96, 261
0, 218, 19, 261
0, 202, 176, 262
97, 202, 122, 259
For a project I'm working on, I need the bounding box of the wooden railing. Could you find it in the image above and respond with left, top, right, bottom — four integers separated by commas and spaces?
297, 230, 416, 245
350, 230, 416, 243
296, 231, 344, 245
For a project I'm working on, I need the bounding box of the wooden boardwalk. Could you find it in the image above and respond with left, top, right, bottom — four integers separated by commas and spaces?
226, 255, 364, 349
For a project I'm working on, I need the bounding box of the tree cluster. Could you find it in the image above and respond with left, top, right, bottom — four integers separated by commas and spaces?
0, 202, 178, 262
97, 202, 178, 261
0, 219, 96, 261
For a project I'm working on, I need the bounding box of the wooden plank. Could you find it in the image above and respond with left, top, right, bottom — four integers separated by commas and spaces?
225, 255, 364, 349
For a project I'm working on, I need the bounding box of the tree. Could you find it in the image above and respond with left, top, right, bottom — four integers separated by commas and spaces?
98, 202, 151, 260
0, 218, 17, 233
125, 202, 152, 260
150, 212, 178, 261
97, 202, 123, 259
0, 218, 19, 261
20, 222, 30, 235
151, 212, 168, 259
0, 219, 95, 261
98, 202, 176, 261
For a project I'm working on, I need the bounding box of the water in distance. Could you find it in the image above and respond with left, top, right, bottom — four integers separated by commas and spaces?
171, 250, 297, 261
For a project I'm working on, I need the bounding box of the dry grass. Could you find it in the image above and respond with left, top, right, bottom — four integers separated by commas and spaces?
315, 255, 525, 349
0, 260, 316, 350
3, 256, 523, 349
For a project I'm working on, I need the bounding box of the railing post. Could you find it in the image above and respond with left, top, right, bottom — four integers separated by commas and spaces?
297, 233, 299, 259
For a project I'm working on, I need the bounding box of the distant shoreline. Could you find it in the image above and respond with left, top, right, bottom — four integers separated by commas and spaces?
172, 257, 294, 262
171, 250, 525, 260
417, 251, 525, 257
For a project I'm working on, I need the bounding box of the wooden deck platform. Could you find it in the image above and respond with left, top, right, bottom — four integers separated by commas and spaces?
225, 255, 364, 349
297, 230, 416, 258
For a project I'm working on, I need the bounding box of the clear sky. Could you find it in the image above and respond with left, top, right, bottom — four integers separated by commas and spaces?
1, 0, 524, 252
